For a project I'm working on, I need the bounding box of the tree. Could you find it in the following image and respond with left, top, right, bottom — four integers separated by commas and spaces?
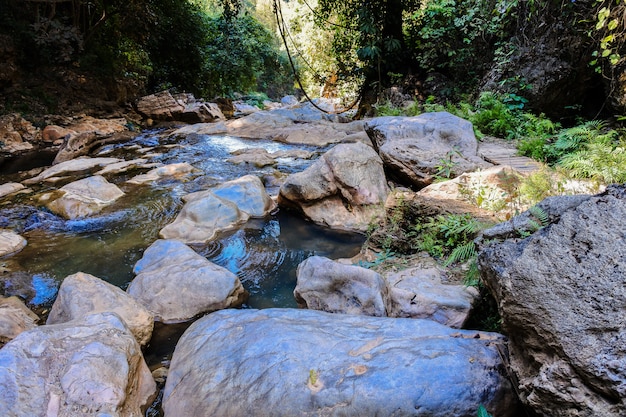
314, 0, 421, 116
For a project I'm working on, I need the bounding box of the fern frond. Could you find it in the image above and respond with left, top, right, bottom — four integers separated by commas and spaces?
444, 242, 477, 266
528, 205, 549, 226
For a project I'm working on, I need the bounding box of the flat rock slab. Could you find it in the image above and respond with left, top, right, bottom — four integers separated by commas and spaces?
126, 162, 199, 185
0, 182, 25, 199
0, 312, 155, 416
22, 157, 123, 184
163, 308, 517, 417
127, 239, 246, 323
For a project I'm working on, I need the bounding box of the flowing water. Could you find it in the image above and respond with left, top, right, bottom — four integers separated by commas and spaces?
0, 129, 365, 352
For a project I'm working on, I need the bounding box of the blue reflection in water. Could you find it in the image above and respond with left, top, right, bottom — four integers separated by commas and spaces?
30, 274, 59, 306
200, 212, 365, 309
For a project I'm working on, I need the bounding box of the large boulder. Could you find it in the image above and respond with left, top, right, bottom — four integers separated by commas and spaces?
478, 185, 626, 416
385, 266, 478, 328
135, 90, 184, 121
47, 272, 154, 346
278, 142, 389, 232
163, 308, 518, 417
127, 239, 246, 323
0, 296, 38, 348
41, 175, 125, 219
0, 229, 26, 257
294, 256, 387, 316
159, 175, 275, 243
0, 312, 156, 416
365, 112, 488, 189
418, 165, 524, 218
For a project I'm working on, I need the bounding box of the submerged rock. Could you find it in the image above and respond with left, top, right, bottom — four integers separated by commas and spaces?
163, 308, 517, 417
47, 272, 154, 346
365, 112, 489, 189
478, 185, 626, 416
0, 296, 38, 347
41, 175, 125, 219
0, 312, 155, 416
127, 239, 246, 323
279, 142, 389, 232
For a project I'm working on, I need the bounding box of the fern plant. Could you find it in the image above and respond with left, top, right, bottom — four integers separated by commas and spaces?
559, 137, 626, 184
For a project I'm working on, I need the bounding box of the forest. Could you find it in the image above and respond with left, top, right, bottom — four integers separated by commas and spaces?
0, 0, 625, 179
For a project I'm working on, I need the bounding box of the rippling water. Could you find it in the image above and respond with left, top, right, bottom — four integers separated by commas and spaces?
0, 130, 365, 309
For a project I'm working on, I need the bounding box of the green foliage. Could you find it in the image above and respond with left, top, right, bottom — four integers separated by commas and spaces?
434, 149, 461, 180
559, 133, 626, 183
201, 14, 294, 98
412, 214, 484, 260
470, 92, 519, 138
477, 404, 494, 417
590, 0, 625, 71
404, 0, 518, 91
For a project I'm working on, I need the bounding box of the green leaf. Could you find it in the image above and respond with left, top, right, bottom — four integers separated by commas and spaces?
477, 405, 493, 417
608, 19, 619, 30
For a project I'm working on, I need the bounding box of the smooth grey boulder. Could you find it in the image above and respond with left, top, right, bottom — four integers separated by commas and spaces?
0, 229, 26, 257
41, 175, 125, 219
294, 256, 387, 316
127, 239, 246, 323
159, 175, 275, 243
162, 308, 517, 417
478, 185, 626, 416
384, 266, 478, 328
278, 142, 389, 232
47, 272, 154, 346
0, 312, 156, 416
365, 112, 488, 189
0, 296, 38, 347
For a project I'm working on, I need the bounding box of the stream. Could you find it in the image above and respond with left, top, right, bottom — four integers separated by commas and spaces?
0, 128, 366, 367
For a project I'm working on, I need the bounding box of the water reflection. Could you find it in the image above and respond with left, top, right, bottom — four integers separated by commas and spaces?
0, 131, 364, 310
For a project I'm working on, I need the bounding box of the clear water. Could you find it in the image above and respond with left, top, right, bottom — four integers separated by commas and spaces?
0, 129, 365, 311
